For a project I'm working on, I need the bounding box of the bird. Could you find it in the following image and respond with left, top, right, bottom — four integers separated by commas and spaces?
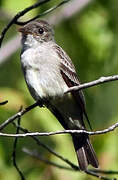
18, 19, 99, 171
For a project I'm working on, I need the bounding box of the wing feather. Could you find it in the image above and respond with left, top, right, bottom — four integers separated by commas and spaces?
53, 45, 92, 129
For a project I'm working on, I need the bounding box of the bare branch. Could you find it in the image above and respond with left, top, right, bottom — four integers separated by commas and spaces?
0, 101, 41, 130
13, 123, 118, 179
0, 121, 118, 137
85, 170, 115, 180
16, 0, 72, 25
12, 123, 117, 180
65, 75, 118, 93
12, 109, 25, 180
23, 147, 73, 171
92, 169, 118, 175
0, 100, 8, 105
12, 122, 79, 170
0, 0, 72, 47
0, 0, 50, 47
23, 148, 115, 180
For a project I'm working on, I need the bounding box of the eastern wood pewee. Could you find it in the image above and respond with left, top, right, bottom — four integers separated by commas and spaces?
18, 19, 99, 171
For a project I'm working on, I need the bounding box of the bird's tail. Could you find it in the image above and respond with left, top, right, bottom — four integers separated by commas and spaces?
72, 135, 99, 171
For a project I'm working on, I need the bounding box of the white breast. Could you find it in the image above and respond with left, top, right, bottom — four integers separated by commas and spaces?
21, 41, 68, 100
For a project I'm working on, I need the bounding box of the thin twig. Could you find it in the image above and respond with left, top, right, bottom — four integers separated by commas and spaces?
22, 148, 115, 180
13, 124, 117, 179
12, 107, 25, 180
0, 100, 8, 105
0, 101, 40, 130
1, 121, 118, 137
92, 169, 118, 175
0, 0, 50, 47
85, 170, 116, 180
65, 75, 118, 93
0, 0, 73, 47
13, 123, 118, 178
23, 147, 73, 171
12, 122, 79, 170
16, 0, 72, 25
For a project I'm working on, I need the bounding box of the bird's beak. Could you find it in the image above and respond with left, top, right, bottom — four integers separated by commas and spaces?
18, 27, 28, 34
18, 27, 24, 33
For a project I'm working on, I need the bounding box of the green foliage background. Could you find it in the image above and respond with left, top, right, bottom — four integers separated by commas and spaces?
0, 0, 118, 179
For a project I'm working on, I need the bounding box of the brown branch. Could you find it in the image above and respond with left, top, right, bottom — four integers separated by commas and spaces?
65, 75, 118, 93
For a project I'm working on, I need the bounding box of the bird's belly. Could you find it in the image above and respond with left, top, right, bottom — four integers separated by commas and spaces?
21, 45, 68, 100
25, 68, 68, 101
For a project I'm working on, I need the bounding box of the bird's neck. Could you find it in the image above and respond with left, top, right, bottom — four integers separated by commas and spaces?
21, 34, 55, 53
22, 34, 40, 49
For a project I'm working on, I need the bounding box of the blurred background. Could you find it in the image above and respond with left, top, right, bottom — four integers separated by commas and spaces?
0, 0, 118, 179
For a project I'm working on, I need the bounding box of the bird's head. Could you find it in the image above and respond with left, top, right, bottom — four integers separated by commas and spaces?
18, 19, 54, 44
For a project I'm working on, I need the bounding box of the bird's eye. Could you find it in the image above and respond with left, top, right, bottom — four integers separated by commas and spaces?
38, 28, 44, 34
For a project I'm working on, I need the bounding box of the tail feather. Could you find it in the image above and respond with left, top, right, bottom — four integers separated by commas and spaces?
72, 135, 99, 171
84, 138, 99, 168
77, 147, 88, 170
